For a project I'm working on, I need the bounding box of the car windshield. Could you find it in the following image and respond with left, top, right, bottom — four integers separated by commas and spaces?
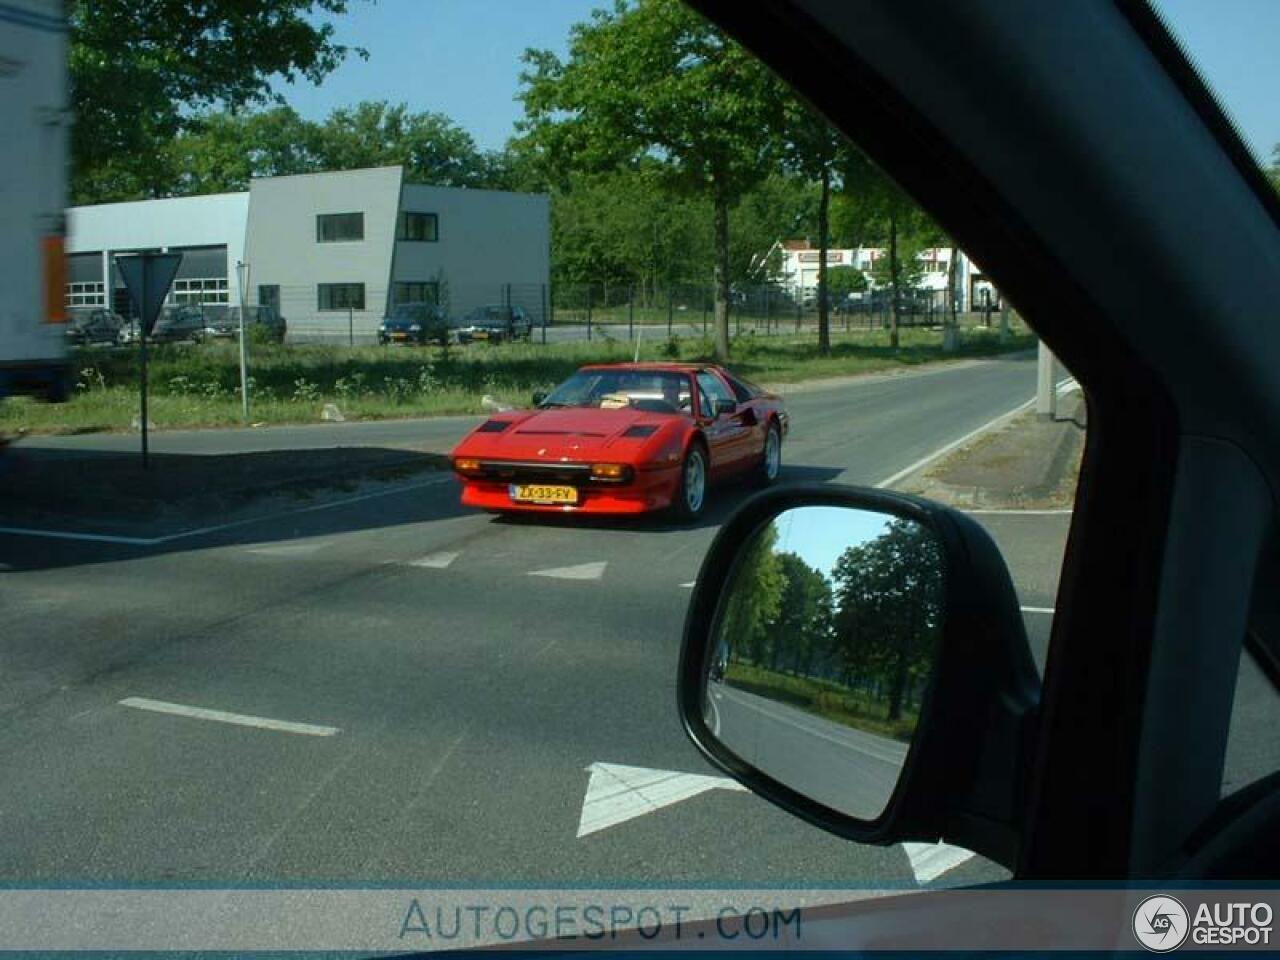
541, 369, 691, 411
389, 304, 432, 321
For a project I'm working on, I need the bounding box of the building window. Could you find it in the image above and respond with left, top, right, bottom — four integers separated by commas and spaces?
318, 283, 366, 311
316, 212, 365, 243
397, 212, 438, 242
65, 281, 105, 307
173, 277, 229, 305
392, 281, 439, 305
258, 285, 280, 311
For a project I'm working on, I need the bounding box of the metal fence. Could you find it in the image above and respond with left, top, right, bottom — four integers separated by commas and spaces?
79, 279, 1012, 347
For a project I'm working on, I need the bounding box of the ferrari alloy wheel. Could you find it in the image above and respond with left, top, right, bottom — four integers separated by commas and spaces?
675, 446, 707, 521
755, 423, 782, 486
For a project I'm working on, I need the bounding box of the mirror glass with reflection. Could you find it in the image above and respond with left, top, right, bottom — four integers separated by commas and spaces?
703, 505, 946, 821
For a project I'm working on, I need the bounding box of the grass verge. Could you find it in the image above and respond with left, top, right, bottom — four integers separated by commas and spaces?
3, 325, 1034, 435
724, 661, 919, 743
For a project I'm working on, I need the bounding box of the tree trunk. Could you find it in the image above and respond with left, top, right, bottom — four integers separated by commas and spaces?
817, 163, 831, 356
888, 212, 900, 349
712, 186, 732, 361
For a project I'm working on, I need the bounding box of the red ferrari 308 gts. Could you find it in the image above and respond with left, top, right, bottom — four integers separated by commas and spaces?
450, 363, 788, 520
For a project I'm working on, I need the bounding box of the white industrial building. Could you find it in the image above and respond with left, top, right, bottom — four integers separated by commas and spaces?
770, 240, 1000, 310
65, 166, 551, 338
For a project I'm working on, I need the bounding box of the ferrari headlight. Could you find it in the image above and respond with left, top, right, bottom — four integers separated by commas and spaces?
590, 463, 630, 481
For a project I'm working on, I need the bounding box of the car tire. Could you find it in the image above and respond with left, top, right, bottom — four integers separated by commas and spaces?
671, 443, 708, 522
752, 421, 782, 487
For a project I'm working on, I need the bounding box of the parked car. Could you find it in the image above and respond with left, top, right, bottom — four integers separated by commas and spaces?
64, 309, 124, 347
149, 305, 209, 344
378, 302, 450, 346
116, 319, 140, 345
450, 362, 786, 520
454, 305, 534, 344
200, 305, 287, 344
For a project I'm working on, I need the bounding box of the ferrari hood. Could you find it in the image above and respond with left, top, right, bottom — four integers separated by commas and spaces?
464, 407, 674, 460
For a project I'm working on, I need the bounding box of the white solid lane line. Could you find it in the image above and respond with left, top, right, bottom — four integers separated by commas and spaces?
118, 697, 340, 737
875, 377, 1077, 490
528, 561, 607, 580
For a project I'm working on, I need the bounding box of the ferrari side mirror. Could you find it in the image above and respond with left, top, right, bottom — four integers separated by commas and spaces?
678, 485, 1041, 867
531, 390, 548, 407
714, 398, 736, 417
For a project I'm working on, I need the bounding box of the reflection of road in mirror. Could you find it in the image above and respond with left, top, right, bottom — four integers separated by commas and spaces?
712, 683, 907, 820
704, 503, 946, 821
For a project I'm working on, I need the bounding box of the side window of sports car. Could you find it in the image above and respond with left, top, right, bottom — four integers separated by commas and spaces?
725, 375, 756, 403
697, 372, 734, 415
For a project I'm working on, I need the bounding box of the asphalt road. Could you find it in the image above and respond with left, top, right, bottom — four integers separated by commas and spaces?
0, 354, 1062, 890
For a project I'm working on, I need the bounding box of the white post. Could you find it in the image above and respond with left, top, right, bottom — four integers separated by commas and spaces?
1037, 339, 1058, 420
235, 260, 251, 424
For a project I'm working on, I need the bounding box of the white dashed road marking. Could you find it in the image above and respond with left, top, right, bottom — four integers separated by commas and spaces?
118, 697, 340, 737
245, 541, 331, 558
680, 581, 696, 589
1020, 606, 1055, 615
405, 551, 459, 569
529, 561, 607, 581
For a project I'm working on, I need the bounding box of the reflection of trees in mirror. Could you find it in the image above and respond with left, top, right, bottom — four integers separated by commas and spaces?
717, 516, 943, 743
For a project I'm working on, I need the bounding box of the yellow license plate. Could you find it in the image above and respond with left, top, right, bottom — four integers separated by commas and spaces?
510, 484, 578, 504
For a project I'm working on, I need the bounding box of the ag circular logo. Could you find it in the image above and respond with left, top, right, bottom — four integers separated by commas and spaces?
1133, 895, 1190, 952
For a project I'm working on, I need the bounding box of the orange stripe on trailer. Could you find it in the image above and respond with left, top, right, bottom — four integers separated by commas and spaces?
42, 234, 67, 323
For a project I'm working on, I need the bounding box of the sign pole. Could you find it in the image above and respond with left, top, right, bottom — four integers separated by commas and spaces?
236, 260, 250, 424
139, 258, 150, 469
114, 251, 184, 472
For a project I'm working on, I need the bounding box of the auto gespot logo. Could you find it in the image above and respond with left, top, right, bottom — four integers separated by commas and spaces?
1132, 895, 1274, 951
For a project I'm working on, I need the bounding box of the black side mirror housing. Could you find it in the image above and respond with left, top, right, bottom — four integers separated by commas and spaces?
714, 398, 737, 417
678, 484, 1041, 868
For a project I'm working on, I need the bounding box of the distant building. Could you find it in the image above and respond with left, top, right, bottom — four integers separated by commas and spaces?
65, 166, 551, 339
768, 239, 998, 311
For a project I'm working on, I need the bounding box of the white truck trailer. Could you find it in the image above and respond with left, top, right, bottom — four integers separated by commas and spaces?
0, 0, 69, 404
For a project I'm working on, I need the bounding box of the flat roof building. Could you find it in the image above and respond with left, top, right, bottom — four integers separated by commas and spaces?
66, 166, 551, 340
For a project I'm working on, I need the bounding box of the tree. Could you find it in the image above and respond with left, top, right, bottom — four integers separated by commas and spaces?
718, 523, 786, 668
768, 552, 836, 677
1269, 144, 1280, 195
831, 519, 944, 725
69, 0, 365, 203
862, 173, 942, 349
313, 101, 499, 187
162, 108, 324, 195
519, 0, 786, 360
826, 265, 868, 301
782, 97, 851, 355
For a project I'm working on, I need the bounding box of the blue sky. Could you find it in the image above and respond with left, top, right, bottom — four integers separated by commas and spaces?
770, 507, 893, 582
282, 0, 1278, 162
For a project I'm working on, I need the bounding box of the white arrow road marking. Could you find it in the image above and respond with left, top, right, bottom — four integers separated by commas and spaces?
118, 697, 340, 737
902, 841, 976, 885
577, 762, 746, 838
405, 551, 458, 569
245, 541, 331, 558
529, 561, 607, 581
